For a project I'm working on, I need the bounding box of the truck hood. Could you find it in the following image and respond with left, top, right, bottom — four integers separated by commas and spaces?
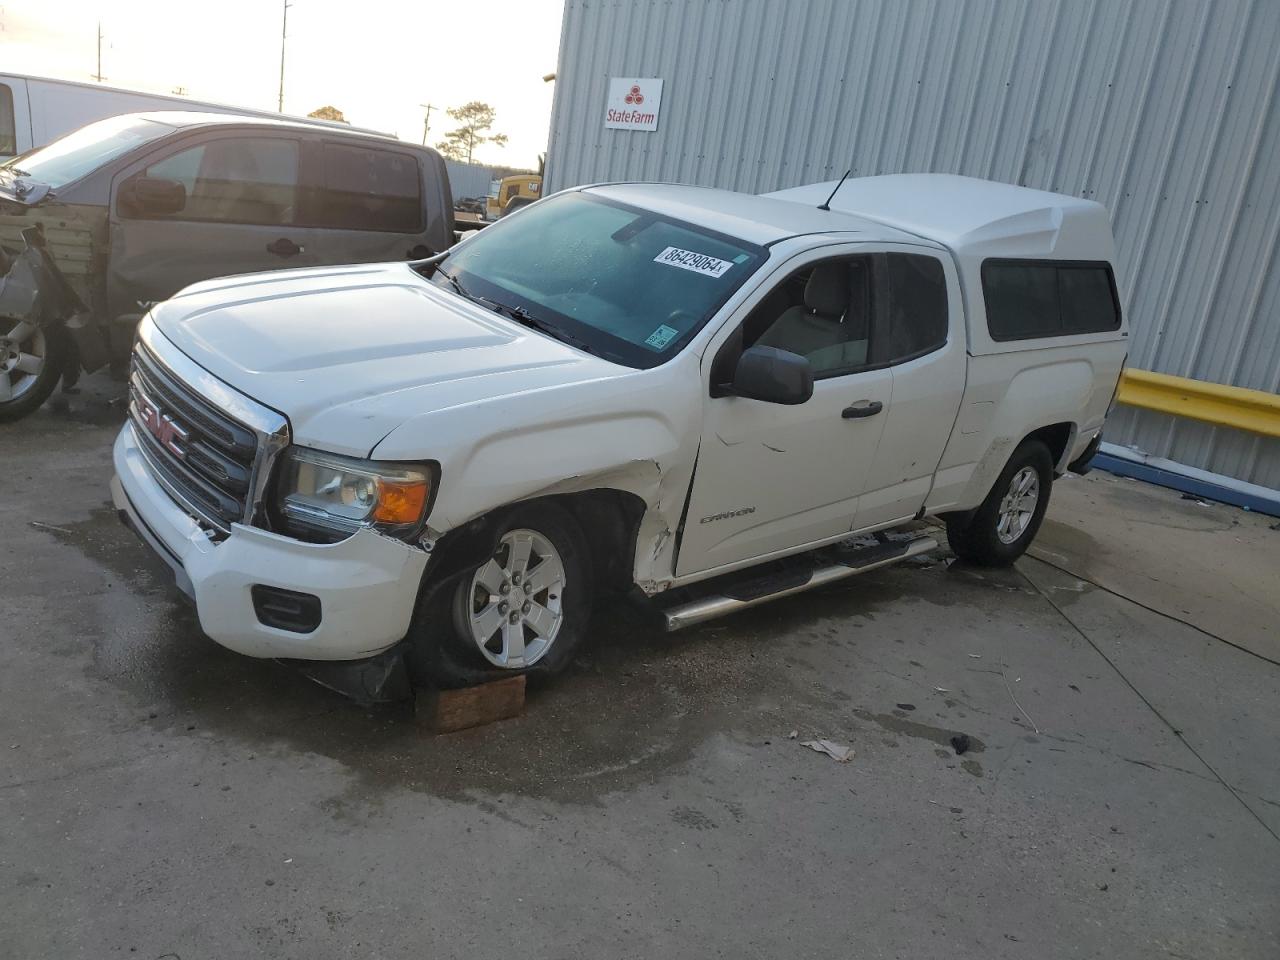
150, 262, 629, 456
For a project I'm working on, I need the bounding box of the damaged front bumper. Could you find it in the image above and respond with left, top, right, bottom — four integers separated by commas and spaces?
110, 421, 429, 662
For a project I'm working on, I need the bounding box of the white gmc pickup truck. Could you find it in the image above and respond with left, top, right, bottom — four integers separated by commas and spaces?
110, 174, 1127, 695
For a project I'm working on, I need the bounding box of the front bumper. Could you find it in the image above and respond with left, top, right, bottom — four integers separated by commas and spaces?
111, 422, 429, 660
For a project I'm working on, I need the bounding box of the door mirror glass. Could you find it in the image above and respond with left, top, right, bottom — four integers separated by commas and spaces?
119, 175, 187, 217
732, 344, 813, 405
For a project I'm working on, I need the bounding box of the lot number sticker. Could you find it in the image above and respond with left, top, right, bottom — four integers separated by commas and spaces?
644, 324, 680, 350
653, 246, 733, 278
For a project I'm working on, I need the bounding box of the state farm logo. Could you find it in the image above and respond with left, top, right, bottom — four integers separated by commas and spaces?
136, 391, 190, 459
605, 78, 663, 132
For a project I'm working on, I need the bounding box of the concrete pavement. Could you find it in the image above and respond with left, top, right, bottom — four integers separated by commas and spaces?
2, 383, 1277, 959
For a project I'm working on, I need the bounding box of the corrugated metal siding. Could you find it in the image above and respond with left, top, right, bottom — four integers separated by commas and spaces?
546, 0, 1280, 487
443, 161, 501, 202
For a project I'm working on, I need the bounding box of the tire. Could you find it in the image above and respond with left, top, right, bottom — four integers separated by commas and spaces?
0, 320, 68, 423
946, 440, 1054, 566
407, 502, 594, 689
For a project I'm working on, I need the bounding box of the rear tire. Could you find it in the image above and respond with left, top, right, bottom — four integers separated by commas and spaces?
407, 502, 594, 689
946, 440, 1053, 566
0, 320, 68, 423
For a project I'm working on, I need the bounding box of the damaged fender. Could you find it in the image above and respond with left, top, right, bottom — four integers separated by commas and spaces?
371, 358, 705, 595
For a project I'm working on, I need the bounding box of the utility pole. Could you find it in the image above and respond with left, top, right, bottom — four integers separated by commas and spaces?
420, 103, 437, 146
92, 21, 106, 82
277, 0, 292, 113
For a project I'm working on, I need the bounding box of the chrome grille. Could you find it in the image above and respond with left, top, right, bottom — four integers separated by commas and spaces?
128, 328, 288, 535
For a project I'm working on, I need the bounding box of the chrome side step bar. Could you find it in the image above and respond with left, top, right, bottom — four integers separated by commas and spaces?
661, 535, 938, 631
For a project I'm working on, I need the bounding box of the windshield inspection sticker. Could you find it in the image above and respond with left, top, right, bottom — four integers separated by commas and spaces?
644, 324, 680, 350
653, 246, 733, 278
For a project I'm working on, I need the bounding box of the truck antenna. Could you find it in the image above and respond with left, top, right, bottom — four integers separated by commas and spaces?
817, 169, 852, 211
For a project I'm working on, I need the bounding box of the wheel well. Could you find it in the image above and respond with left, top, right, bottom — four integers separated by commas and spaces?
426, 489, 648, 596
556, 489, 649, 595
1024, 422, 1074, 470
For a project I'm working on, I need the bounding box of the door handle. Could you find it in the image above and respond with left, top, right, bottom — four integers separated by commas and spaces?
841, 400, 883, 419
266, 238, 304, 258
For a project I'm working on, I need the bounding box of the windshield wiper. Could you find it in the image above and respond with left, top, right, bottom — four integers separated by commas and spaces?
435, 268, 495, 311
491, 302, 596, 354
435, 268, 602, 358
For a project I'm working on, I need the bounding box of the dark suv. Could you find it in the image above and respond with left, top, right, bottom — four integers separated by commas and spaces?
0, 111, 454, 421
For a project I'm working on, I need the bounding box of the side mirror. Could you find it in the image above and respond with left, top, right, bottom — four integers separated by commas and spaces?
731, 344, 813, 405
119, 176, 186, 217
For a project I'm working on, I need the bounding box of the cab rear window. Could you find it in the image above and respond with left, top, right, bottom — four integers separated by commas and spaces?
982, 259, 1120, 341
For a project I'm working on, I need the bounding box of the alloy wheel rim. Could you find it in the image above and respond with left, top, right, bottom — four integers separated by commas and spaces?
465, 528, 566, 668
0, 321, 47, 404
996, 466, 1039, 544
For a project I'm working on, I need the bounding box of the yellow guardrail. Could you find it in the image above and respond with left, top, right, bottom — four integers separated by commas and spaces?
1117, 369, 1280, 439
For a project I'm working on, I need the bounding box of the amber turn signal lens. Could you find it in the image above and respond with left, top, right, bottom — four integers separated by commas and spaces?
372, 479, 429, 525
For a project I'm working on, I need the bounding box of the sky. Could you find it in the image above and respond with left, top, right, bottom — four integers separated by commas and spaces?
0, 0, 565, 167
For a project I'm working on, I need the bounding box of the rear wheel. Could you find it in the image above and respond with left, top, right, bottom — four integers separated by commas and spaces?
408, 503, 594, 688
946, 440, 1053, 566
0, 320, 68, 423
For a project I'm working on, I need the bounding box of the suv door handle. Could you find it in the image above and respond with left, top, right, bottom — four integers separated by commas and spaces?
266, 238, 304, 257
841, 400, 883, 419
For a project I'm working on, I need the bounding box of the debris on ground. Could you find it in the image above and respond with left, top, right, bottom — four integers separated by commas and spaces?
950, 734, 973, 755
787, 729, 798, 740
29, 520, 72, 535
800, 739, 854, 763
895, 703, 916, 711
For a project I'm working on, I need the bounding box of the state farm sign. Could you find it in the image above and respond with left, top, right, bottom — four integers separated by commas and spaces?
605, 78, 663, 132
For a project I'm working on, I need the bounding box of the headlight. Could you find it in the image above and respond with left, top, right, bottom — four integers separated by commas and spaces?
274, 447, 437, 542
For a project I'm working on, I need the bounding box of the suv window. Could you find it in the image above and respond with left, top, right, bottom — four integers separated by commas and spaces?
0, 84, 15, 157
132, 137, 299, 225
313, 143, 421, 232
982, 259, 1120, 340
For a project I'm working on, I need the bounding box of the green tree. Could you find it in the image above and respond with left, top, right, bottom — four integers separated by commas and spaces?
435, 101, 509, 164
307, 105, 347, 123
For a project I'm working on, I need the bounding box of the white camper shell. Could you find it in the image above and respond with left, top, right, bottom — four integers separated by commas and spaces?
766, 174, 1123, 356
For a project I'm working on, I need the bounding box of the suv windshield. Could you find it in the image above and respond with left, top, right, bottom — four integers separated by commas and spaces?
1, 115, 176, 190
434, 192, 765, 368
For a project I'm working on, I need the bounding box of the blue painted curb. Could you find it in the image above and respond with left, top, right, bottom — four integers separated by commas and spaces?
1092, 452, 1280, 519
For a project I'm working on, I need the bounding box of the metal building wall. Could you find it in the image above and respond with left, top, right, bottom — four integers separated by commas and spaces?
546, 0, 1280, 487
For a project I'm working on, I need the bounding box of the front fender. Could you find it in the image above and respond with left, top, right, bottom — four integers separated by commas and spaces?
371, 356, 703, 589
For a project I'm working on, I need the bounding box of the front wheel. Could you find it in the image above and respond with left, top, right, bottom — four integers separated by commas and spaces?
407, 503, 594, 688
0, 320, 68, 423
946, 440, 1053, 566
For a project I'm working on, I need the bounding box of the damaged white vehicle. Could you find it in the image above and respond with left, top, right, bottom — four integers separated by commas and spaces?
110, 174, 1127, 694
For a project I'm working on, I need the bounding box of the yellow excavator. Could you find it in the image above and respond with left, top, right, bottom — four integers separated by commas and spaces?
485, 174, 541, 220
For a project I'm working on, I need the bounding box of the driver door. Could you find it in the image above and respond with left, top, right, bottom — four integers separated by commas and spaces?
676, 250, 892, 577
107, 131, 317, 318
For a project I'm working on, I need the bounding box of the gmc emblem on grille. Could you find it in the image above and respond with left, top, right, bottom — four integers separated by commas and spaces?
137, 394, 189, 458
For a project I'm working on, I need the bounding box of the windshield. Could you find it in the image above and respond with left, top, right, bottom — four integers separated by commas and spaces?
1, 115, 176, 189
434, 192, 765, 368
